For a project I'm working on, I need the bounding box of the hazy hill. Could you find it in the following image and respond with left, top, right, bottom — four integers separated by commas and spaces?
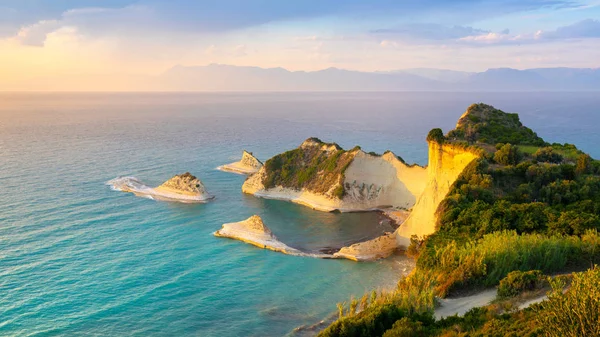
154, 64, 600, 91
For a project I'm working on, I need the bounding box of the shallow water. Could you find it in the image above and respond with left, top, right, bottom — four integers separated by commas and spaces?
1, 92, 599, 336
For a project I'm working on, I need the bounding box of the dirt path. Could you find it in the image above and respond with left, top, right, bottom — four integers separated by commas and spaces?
435, 289, 498, 319
435, 289, 549, 319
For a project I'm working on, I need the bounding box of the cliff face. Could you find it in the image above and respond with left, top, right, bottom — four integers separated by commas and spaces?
242, 139, 427, 212
395, 142, 480, 245
240, 151, 263, 171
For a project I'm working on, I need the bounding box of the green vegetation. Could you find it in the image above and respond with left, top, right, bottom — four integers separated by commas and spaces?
319, 103, 600, 336
532, 147, 563, 163
448, 103, 545, 145
262, 138, 355, 198
494, 143, 522, 165
536, 267, 600, 337
497, 270, 544, 298
427, 128, 446, 144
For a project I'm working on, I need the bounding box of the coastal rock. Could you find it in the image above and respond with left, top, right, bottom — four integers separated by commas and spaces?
334, 233, 398, 261
242, 138, 427, 212
107, 172, 212, 203
214, 215, 302, 255
217, 150, 263, 175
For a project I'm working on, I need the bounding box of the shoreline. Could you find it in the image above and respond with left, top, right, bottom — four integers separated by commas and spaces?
215, 213, 408, 262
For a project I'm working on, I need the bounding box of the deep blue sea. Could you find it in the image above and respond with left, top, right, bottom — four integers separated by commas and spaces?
1, 92, 599, 337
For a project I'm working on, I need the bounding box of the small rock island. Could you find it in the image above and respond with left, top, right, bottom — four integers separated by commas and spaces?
218, 150, 263, 175
108, 172, 213, 203
214, 215, 303, 255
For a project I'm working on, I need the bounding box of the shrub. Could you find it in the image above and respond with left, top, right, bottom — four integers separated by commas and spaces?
494, 144, 523, 166
535, 267, 600, 337
381, 317, 427, 337
497, 270, 544, 298
427, 128, 445, 144
533, 147, 563, 163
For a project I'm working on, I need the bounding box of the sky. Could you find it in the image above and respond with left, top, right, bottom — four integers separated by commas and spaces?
0, 0, 599, 90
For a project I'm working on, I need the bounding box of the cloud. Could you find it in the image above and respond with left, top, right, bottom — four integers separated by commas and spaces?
372, 24, 490, 40
457, 19, 600, 45
13, 20, 60, 46
0, 0, 587, 38
542, 18, 600, 39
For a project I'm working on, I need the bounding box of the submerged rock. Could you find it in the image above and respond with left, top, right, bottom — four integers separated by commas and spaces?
217, 150, 263, 175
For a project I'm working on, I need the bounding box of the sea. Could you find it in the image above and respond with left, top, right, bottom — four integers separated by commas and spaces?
1, 92, 599, 337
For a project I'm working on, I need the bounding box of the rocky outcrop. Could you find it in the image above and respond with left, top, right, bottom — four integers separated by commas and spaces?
334, 233, 398, 261
107, 172, 212, 203
217, 150, 263, 175
242, 138, 427, 212
214, 215, 303, 255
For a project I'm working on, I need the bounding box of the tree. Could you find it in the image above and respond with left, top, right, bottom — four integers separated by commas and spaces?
494, 143, 522, 166
426, 128, 445, 144
576, 154, 592, 175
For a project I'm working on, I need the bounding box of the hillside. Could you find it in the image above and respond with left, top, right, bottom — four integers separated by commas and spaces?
319, 103, 600, 337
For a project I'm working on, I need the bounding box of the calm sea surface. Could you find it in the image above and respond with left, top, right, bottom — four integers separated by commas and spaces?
1, 92, 599, 336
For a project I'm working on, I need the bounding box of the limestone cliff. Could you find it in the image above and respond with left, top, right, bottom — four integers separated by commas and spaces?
108, 172, 212, 203
218, 150, 263, 175
242, 138, 427, 212
395, 142, 480, 245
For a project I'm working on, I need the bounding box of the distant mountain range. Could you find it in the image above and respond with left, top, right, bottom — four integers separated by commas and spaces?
152, 64, 600, 91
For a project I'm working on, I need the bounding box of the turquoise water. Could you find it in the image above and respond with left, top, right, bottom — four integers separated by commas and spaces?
1, 92, 599, 336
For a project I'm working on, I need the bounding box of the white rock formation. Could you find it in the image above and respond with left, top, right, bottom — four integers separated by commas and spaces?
217, 151, 263, 175
107, 172, 213, 203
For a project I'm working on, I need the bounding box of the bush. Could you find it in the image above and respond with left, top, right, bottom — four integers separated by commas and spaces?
536, 267, 600, 337
381, 317, 427, 337
494, 144, 523, 166
533, 147, 563, 163
497, 270, 544, 298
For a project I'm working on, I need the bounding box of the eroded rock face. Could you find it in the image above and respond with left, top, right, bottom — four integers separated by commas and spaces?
240, 151, 263, 170
157, 172, 207, 195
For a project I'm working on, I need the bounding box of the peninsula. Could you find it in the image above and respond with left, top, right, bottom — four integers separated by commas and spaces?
107, 172, 213, 203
